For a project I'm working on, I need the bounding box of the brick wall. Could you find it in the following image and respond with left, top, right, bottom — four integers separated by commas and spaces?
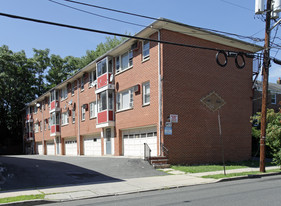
115, 32, 160, 155
161, 29, 253, 164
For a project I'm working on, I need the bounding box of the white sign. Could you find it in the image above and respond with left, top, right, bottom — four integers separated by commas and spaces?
170, 114, 178, 123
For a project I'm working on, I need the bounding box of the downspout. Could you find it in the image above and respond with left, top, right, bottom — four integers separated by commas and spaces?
77, 79, 81, 155
158, 29, 162, 156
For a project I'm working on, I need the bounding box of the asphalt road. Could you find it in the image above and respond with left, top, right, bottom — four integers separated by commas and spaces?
42, 175, 281, 206
0, 155, 165, 191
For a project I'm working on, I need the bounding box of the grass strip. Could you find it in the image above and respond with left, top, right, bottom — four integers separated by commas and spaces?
202, 169, 281, 179
171, 160, 276, 173
0, 194, 45, 204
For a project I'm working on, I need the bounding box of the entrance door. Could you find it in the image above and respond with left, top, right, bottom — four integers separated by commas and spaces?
106, 128, 111, 155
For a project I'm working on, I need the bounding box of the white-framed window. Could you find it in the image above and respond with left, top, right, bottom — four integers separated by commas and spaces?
72, 109, 75, 123
81, 106, 86, 121
89, 101, 97, 118
271, 92, 277, 104
61, 112, 69, 125
61, 86, 68, 101
98, 91, 107, 112
117, 88, 134, 111
89, 70, 97, 87
116, 50, 133, 73
142, 40, 150, 60
71, 82, 75, 96
97, 58, 107, 77
48, 118, 51, 130
143, 81, 150, 105
34, 123, 39, 133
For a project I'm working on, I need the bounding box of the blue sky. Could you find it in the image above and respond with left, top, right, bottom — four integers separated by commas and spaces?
1, 0, 280, 82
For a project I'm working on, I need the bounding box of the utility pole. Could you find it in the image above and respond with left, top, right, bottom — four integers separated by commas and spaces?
260, 0, 272, 173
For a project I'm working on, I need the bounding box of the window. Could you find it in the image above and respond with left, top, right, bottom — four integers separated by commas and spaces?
81, 106, 86, 121
61, 86, 68, 101
51, 90, 59, 101
97, 58, 107, 77
89, 102, 97, 118
61, 112, 69, 125
116, 50, 133, 73
271, 93, 277, 104
117, 88, 134, 111
51, 112, 60, 125
143, 82, 150, 105
89, 70, 97, 87
72, 109, 75, 123
35, 123, 39, 133
142, 40, 150, 60
98, 91, 107, 112
71, 82, 75, 96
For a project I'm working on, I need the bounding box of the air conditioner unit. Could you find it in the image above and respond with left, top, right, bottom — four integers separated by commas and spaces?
133, 84, 140, 93
84, 104, 89, 111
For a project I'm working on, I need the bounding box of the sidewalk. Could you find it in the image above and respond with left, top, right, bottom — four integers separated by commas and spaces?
0, 166, 280, 203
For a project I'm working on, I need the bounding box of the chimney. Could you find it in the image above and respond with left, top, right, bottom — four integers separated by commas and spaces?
277, 77, 281, 84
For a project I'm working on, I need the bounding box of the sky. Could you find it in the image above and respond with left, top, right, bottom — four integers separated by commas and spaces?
1, 0, 280, 83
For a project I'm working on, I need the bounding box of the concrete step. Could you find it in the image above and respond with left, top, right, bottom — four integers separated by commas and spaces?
149, 156, 167, 160
150, 159, 169, 165
153, 164, 171, 169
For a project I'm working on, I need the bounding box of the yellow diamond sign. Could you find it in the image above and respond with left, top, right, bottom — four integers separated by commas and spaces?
201, 91, 225, 112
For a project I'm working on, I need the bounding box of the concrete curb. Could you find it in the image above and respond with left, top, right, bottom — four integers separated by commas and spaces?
218, 171, 281, 182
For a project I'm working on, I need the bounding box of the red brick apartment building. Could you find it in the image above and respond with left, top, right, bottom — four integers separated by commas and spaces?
23, 19, 262, 164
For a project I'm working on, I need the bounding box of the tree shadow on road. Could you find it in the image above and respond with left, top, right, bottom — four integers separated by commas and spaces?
0, 156, 123, 192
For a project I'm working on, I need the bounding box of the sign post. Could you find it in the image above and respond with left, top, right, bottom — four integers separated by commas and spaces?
201, 91, 226, 175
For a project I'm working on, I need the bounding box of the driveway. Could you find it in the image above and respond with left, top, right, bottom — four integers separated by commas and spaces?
0, 155, 166, 191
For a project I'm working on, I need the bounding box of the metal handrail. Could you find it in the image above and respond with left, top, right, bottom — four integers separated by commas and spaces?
161, 143, 169, 158
144, 143, 151, 162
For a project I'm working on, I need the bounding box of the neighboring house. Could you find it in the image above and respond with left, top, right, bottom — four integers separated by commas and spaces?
23, 18, 262, 164
253, 78, 281, 115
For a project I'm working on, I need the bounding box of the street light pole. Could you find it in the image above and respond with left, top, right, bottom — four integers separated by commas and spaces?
260, 0, 272, 173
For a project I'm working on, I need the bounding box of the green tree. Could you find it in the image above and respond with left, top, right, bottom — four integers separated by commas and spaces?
31, 48, 50, 96
0, 45, 36, 150
252, 108, 281, 165
79, 36, 127, 68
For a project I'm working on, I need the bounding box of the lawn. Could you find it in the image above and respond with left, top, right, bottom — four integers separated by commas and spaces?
202, 169, 281, 179
0, 194, 45, 204
171, 160, 276, 174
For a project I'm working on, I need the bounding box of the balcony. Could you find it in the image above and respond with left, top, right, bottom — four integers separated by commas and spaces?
96, 110, 114, 128
95, 57, 114, 94
51, 125, 60, 137
26, 114, 33, 123
96, 90, 115, 128
50, 100, 60, 113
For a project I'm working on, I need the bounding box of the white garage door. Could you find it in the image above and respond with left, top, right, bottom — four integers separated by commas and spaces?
65, 139, 77, 156
37, 143, 43, 155
123, 127, 157, 157
84, 134, 101, 156
46, 142, 55, 155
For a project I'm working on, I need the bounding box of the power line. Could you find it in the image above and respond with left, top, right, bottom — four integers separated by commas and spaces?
0, 9, 263, 69
61, 0, 264, 42
48, 0, 147, 28
220, 0, 254, 12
